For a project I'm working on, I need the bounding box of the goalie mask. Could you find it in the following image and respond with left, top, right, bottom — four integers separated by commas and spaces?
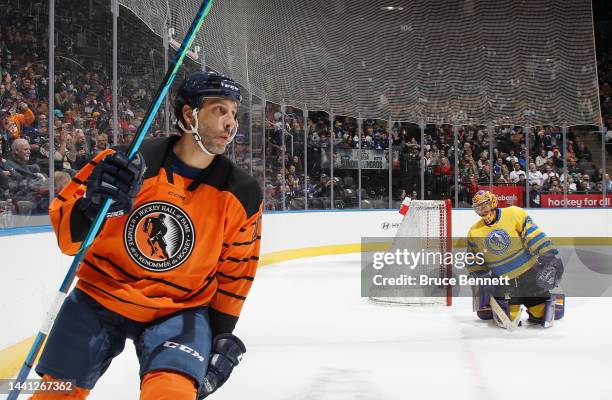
174, 71, 241, 155
472, 190, 498, 224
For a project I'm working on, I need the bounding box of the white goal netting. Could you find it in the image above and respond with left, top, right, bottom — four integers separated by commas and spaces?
369, 200, 452, 306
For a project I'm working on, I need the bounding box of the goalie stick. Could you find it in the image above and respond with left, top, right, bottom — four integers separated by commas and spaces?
489, 297, 522, 331
7, 1, 214, 398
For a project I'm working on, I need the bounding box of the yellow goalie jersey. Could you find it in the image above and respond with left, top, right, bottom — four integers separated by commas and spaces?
466, 206, 557, 279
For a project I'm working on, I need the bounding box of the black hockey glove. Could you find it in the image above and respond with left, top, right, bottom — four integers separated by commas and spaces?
198, 334, 246, 399
80, 151, 145, 219
534, 253, 563, 290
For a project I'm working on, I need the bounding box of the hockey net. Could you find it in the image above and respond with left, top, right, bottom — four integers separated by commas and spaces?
369, 199, 452, 306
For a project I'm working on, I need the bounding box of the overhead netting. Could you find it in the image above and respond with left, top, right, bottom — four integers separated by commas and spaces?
119, 0, 601, 126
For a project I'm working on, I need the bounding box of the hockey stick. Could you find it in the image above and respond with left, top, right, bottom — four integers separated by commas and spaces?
7, 1, 214, 398
489, 297, 522, 331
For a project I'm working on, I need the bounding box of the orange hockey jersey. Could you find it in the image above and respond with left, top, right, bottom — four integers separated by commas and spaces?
6, 107, 35, 139
49, 136, 263, 334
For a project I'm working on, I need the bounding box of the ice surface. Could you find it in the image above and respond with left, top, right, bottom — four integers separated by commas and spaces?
24, 253, 612, 399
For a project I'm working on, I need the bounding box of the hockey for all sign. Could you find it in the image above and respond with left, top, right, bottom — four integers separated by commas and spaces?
540, 194, 612, 208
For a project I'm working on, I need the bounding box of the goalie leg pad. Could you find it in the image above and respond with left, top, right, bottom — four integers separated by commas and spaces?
509, 304, 521, 321
477, 307, 493, 320
492, 298, 510, 327
527, 297, 556, 328
553, 293, 565, 320
472, 278, 492, 320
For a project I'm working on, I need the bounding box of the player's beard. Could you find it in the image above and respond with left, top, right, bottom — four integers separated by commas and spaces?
198, 123, 231, 155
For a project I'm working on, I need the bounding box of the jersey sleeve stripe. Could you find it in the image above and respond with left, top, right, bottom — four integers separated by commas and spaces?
223, 236, 261, 247
178, 273, 216, 302
219, 256, 259, 263
524, 224, 539, 237
71, 177, 85, 185
520, 216, 532, 236
534, 240, 555, 255
216, 271, 254, 281
216, 289, 247, 301
57, 194, 67, 202
526, 232, 546, 248
490, 251, 534, 276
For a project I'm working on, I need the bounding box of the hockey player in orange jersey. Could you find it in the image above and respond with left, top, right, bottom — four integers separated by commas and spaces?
32, 72, 263, 400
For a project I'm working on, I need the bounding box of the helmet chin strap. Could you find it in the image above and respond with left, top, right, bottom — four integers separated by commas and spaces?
177, 106, 239, 157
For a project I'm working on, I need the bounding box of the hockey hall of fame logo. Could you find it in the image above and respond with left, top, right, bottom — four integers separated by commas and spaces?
484, 229, 511, 255
124, 202, 195, 272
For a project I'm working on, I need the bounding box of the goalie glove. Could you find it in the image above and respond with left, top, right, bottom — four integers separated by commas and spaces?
79, 151, 145, 219
198, 334, 246, 399
534, 253, 563, 290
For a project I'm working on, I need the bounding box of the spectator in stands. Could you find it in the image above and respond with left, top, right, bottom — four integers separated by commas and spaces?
314, 173, 331, 199
505, 149, 519, 166
548, 176, 562, 194
5, 138, 42, 178
579, 174, 595, 192
535, 149, 549, 170
424, 150, 433, 167
478, 164, 491, 184
0, 126, 7, 156
527, 162, 544, 189
542, 165, 560, 188
565, 175, 577, 193
93, 132, 109, 156
477, 152, 488, 170
550, 147, 563, 169
492, 158, 504, 180
50, 123, 76, 175
576, 142, 592, 161
72, 128, 91, 170
509, 162, 525, 183
54, 171, 71, 194
430, 143, 441, 165
497, 165, 511, 184
264, 184, 280, 210
0, 102, 35, 140
568, 158, 582, 175
566, 142, 578, 164
603, 174, 612, 192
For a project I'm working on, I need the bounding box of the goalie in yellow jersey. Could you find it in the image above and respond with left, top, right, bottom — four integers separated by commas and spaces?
466, 190, 565, 328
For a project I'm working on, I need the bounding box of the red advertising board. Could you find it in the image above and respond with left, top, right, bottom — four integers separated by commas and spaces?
480, 186, 524, 207
540, 194, 612, 208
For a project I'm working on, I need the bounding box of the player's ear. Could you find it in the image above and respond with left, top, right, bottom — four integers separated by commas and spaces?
182, 104, 194, 129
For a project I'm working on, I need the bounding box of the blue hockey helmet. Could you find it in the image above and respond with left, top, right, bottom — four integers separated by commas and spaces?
174, 71, 241, 123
